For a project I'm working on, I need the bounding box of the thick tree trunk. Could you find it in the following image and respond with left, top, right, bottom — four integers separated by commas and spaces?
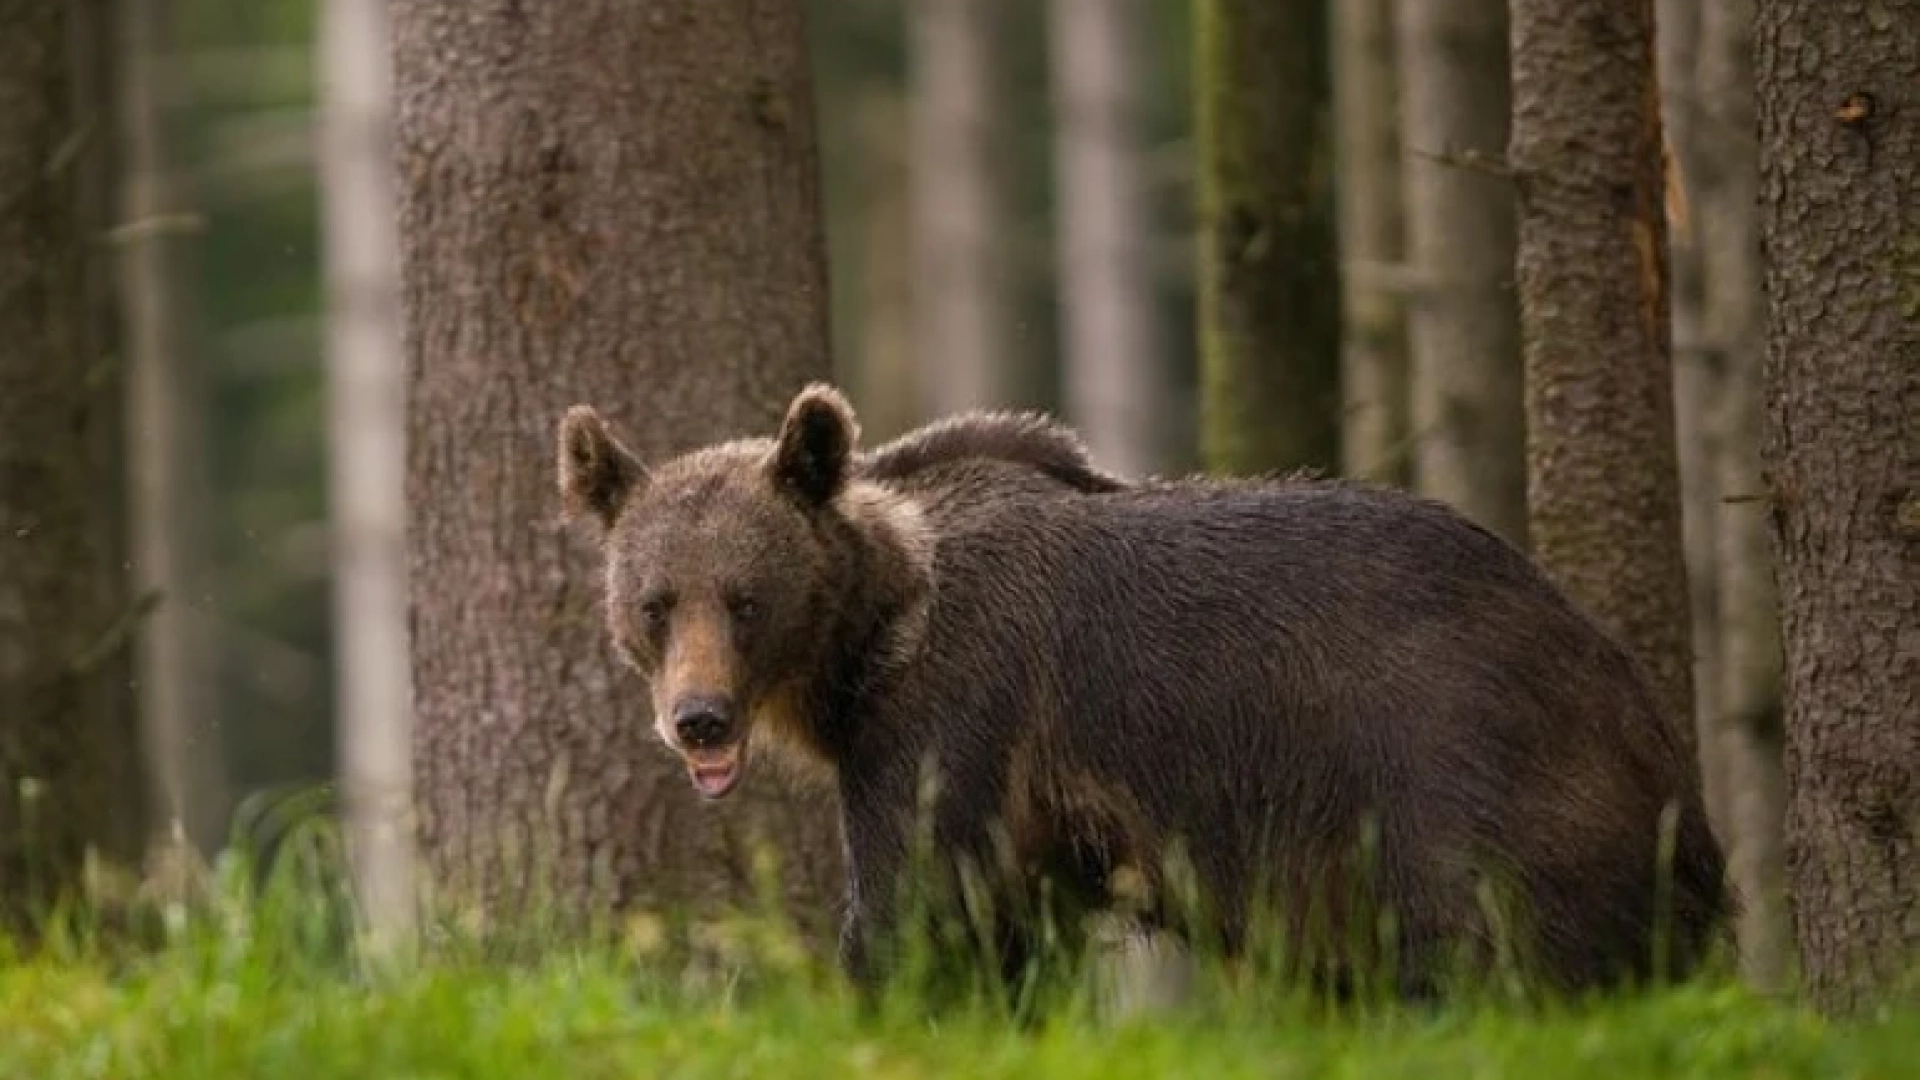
321, 0, 416, 948
0, 0, 146, 923
395, 0, 845, 939
1694, 0, 1792, 994
909, 0, 1021, 415
1392, 0, 1526, 543
1333, 0, 1408, 486
1509, 0, 1697, 756
1755, 0, 1918, 1016
1049, 0, 1169, 478
117, 0, 228, 859
1195, 0, 1342, 477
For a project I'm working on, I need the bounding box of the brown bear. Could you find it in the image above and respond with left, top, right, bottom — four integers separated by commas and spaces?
555, 383, 1730, 1001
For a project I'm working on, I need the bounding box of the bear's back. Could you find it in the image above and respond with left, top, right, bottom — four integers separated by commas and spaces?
890, 473, 1699, 875
858, 409, 1129, 495
928, 476, 1671, 767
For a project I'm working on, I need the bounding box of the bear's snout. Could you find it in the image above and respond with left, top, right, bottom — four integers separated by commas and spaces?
672, 695, 736, 748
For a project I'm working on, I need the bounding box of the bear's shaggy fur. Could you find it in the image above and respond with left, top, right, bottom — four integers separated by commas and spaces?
556, 384, 1730, 1000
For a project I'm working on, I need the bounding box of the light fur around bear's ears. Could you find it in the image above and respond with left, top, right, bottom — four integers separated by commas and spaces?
776, 384, 938, 679
557, 404, 646, 530
770, 382, 861, 508
769, 383, 938, 674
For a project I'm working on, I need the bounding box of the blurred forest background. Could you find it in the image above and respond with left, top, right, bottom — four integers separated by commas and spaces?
1, 0, 1911, 1020
105, 0, 1199, 826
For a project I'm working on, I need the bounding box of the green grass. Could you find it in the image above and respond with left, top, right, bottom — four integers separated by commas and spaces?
4, 901, 1916, 1080
4, 936, 1913, 1080
2, 822, 1915, 1080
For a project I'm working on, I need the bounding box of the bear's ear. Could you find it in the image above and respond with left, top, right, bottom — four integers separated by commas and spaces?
557, 405, 645, 530
771, 382, 859, 508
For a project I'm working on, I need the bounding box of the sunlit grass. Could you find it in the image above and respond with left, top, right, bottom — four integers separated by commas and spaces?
4, 931, 1911, 1080
1, 793, 1914, 1080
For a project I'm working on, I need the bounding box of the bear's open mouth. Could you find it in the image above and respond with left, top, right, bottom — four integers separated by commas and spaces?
684, 745, 743, 800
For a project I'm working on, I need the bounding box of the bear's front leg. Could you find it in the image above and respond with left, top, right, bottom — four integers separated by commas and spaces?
837, 904, 875, 990
836, 808, 911, 998
838, 841, 1037, 1006
836, 757, 1038, 1006
835, 797, 1001, 998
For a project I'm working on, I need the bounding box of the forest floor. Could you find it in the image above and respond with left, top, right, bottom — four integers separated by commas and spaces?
5, 898, 1916, 1080
5, 830, 1916, 1080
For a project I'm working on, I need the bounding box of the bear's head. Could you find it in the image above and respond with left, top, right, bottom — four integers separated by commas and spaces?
556, 384, 933, 800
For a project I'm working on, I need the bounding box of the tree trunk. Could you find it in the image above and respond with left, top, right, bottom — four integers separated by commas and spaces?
1392, 0, 1526, 543
321, 0, 416, 949
1755, 0, 1918, 1016
909, 0, 1021, 415
395, 0, 846, 940
1195, 0, 1342, 477
853, 87, 918, 446
1049, 0, 1169, 478
1694, 0, 1793, 994
1333, 0, 1408, 487
1509, 0, 1697, 756
116, 0, 228, 860
1657, 0, 1731, 863
0, 0, 146, 924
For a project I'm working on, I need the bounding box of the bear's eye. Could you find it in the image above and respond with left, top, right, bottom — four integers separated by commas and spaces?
638, 592, 674, 631
725, 591, 760, 625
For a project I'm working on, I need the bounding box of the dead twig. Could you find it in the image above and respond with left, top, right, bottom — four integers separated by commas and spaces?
67, 589, 163, 676
1407, 144, 1516, 180
102, 212, 206, 245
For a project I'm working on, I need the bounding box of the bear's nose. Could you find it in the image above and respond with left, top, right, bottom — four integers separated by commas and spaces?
672, 696, 734, 747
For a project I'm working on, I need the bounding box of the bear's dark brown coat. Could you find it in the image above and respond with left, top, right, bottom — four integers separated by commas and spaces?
557, 384, 1730, 999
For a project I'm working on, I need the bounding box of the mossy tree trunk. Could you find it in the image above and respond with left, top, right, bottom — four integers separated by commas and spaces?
0, 0, 147, 927
395, 0, 846, 941
1508, 0, 1697, 756
1755, 0, 1918, 1016
1195, 0, 1342, 478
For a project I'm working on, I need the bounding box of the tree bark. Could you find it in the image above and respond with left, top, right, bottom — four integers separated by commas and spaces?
395, 0, 845, 940
0, 0, 146, 924
1393, 0, 1526, 543
117, 0, 228, 860
321, 0, 416, 949
1656, 0, 1726, 835
909, 0, 1021, 415
1195, 0, 1343, 477
1334, 0, 1408, 487
1694, 0, 1793, 994
1656, 4, 1760, 994
1755, 0, 1918, 1015
1049, 0, 1169, 478
1509, 0, 1697, 755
